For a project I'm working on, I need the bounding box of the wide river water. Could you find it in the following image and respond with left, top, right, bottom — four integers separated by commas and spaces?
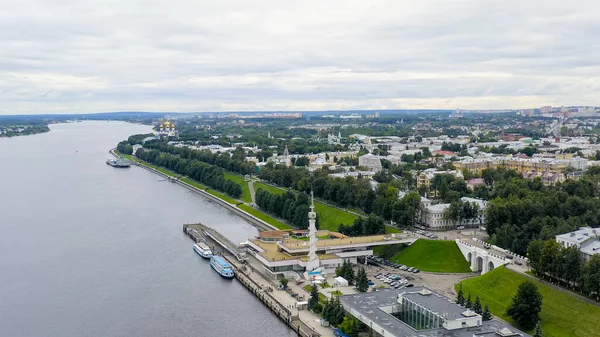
0, 122, 296, 337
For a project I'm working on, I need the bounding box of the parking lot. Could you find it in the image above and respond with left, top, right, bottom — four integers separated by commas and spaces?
363, 255, 474, 298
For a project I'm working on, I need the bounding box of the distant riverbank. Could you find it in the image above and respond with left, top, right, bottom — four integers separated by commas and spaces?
0, 124, 50, 137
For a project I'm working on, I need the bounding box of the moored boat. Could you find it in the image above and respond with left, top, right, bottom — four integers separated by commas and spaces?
210, 256, 234, 278
193, 242, 213, 259
106, 158, 131, 168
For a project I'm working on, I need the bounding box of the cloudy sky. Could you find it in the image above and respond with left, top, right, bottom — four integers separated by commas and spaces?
2, 0, 600, 114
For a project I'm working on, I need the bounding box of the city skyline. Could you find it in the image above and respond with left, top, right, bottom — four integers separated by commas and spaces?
2, 0, 600, 115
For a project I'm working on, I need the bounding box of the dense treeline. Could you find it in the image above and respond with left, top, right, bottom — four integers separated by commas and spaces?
0, 124, 50, 137
117, 141, 133, 155
484, 168, 600, 255
136, 149, 243, 198
259, 162, 378, 211
528, 239, 600, 299
254, 188, 316, 229
338, 214, 386, 236
127, 133, 155, 145
259, 162, 425, 227
144, 142, 256, 175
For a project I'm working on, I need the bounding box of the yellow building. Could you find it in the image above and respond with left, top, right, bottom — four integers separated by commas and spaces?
454, 158, 566, 175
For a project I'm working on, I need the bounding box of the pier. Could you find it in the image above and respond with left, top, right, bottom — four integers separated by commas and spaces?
183, 224, 329, 337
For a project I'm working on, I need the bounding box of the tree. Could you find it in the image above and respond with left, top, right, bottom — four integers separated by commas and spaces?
309, 285, 320, 310
456, 283, 465, 306
349, 318, 359, 337
534, 322, 544, 337
582, 254, 600, 299
336, 260, 356, 285
506, 281, 543, 330
472, 295, 483, 314
527, 240, 545, 276
466, 292, 472, 309
563, 246, 583, 289
356, 267, 369, 292
279, 278, 289, 290
482, 304, 492, 321
540, 240, 561, 281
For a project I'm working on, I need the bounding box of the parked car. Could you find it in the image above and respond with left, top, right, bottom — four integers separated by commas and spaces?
405, 284, 414, 288
413, 269, 420, 273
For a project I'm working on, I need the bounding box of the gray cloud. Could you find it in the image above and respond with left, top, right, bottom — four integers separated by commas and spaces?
1, 0, 600, 114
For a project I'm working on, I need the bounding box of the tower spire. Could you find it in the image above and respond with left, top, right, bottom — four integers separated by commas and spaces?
305, 189, 320, 276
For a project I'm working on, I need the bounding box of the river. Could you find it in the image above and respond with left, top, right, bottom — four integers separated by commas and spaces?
0, 121, 296, 337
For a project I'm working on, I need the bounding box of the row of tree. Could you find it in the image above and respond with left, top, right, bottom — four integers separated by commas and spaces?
338, 214, 386, 237
254, 188, 314, 229
135, 149, 243, 198
144, 141, 256, 175
528, 239, 600, 298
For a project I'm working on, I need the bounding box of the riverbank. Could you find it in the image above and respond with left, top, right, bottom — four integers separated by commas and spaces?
0, 124, 50, 137
111, 148, 277, 232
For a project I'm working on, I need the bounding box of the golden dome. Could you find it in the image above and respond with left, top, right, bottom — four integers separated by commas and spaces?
171, 124, 176, 128
164, 121, 171, 126
159, 124, 164, 128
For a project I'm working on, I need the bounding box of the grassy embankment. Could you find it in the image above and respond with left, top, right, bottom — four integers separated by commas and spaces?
237, 204, 291, 230
223, 172, 252, 203
456, 267, 600, 337
116, 150, 239, 204
375, 239, 471, 273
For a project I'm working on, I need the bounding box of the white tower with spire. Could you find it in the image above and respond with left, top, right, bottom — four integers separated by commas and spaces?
305, 191, 320, 274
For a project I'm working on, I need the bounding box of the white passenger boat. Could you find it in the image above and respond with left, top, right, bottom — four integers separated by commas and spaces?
210, 256, 235, 278
193, 242, 213, 259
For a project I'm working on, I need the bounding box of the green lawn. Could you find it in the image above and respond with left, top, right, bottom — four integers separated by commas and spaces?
205, 189, 238, 204
254, 182, 359, 231
238, 204, 291, 230
314, 202, 359, 231
224, 172, 252, 203
456, 267, 600, 337
385, 239, 472, 273
254, 182, 286, 195
113, 149, 133, 161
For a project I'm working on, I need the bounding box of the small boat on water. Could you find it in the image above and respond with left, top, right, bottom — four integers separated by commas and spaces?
106, 158, 131, 168
193, 242, 213, 259
210, 256, 235, 278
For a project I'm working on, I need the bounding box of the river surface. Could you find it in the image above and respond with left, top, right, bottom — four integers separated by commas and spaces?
0, 122, 296, 337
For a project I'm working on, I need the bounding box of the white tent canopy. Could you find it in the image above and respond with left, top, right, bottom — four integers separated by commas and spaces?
333, 276, 348, 287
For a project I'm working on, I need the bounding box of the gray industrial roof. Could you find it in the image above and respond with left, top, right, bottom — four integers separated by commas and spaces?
402, 290, 466, 320
339, 287, 531, 337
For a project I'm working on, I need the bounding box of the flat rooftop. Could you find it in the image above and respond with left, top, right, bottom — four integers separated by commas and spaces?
402, 290, 466, 320
249, 239, 339, 262
340, 287, 531, 337
279, 234, 412, 251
